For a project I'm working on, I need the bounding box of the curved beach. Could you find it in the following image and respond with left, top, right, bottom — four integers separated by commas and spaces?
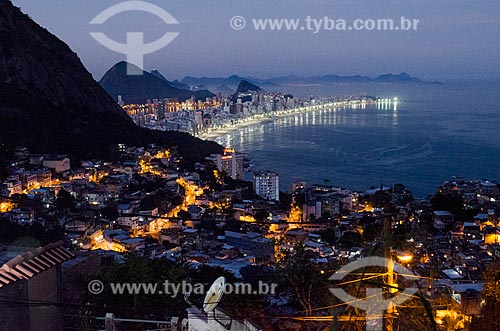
196, 100, 370, 141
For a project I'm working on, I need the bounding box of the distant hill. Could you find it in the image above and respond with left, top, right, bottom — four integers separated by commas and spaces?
170, 80, 191, 90
310, 74, 372, 84
266, 74, 313, 85
149, 69, 171, 85
181, 75, 264, 93
150, 69, 191, 90
181, 72, 439, 89
374, 72, 422, 83
99, 62, 215, 104
0, 0, 222, 161
181, 75, 252, 88
232, 80, 262, 102
214, 85, 234, 95
236, 80, 262, 94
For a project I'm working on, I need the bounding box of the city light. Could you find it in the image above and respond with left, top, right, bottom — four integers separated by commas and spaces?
396, 252, 413, 263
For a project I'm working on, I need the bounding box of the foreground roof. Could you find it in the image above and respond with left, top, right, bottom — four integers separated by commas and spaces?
0, 241, 74, 288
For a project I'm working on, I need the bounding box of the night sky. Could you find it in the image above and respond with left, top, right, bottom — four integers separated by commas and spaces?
13, 0, 500, 81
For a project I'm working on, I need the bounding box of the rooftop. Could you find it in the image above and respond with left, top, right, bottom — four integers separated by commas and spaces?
433, 211, 454, 216
0, 241, 74, 288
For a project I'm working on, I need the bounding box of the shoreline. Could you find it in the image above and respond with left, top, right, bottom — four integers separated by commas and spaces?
196, 99, 376, 141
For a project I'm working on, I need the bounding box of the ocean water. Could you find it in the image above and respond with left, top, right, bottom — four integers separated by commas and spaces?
215, 82, 500, 197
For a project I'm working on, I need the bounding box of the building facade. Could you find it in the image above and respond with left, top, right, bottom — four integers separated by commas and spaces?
253, 171, 279, 201
42, 157, 71, 173
207, 148, 244, 180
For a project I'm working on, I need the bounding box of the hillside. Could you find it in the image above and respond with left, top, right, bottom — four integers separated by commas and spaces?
232, 80, 262, 102
99, 62, 215, 104
0, 0, 221, 161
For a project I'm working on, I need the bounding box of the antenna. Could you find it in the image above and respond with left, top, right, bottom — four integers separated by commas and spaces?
203, 276, 226, 313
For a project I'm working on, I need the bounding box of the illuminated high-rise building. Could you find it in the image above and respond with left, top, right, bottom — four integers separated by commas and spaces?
254, 171, 280, 201
207, 148, 244, 180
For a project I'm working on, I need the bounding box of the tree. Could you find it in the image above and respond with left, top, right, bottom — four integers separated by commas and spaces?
279, 191, 292, 209
177, 210, 191, 221
339, 231, 365, 247
56, 189, 74, 211
366, 190, 392, 208
254, 210, 269, 222
0, 144, 12, 180
101, 202, 118, 221
275, 246, 332, 316
430, 193, 463, 215
471, 260, 500, 331
64, 254, 192, 330
318, 228, 337, 245
322, 211, 332, 220
441, 313, 466, 331
293, 192, 306, 207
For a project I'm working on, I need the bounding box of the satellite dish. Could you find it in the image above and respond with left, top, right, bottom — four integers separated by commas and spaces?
203, 276, 226, 313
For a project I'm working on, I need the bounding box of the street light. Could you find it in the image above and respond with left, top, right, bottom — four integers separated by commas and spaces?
396, 252, 413, 263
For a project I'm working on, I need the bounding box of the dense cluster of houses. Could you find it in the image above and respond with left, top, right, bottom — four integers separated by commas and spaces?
1, 144, 500, 329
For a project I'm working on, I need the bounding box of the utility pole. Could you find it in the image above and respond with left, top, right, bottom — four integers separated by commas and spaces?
385, 251, 395, 331
382, 214, 396, 331
105, 313, 115, 331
